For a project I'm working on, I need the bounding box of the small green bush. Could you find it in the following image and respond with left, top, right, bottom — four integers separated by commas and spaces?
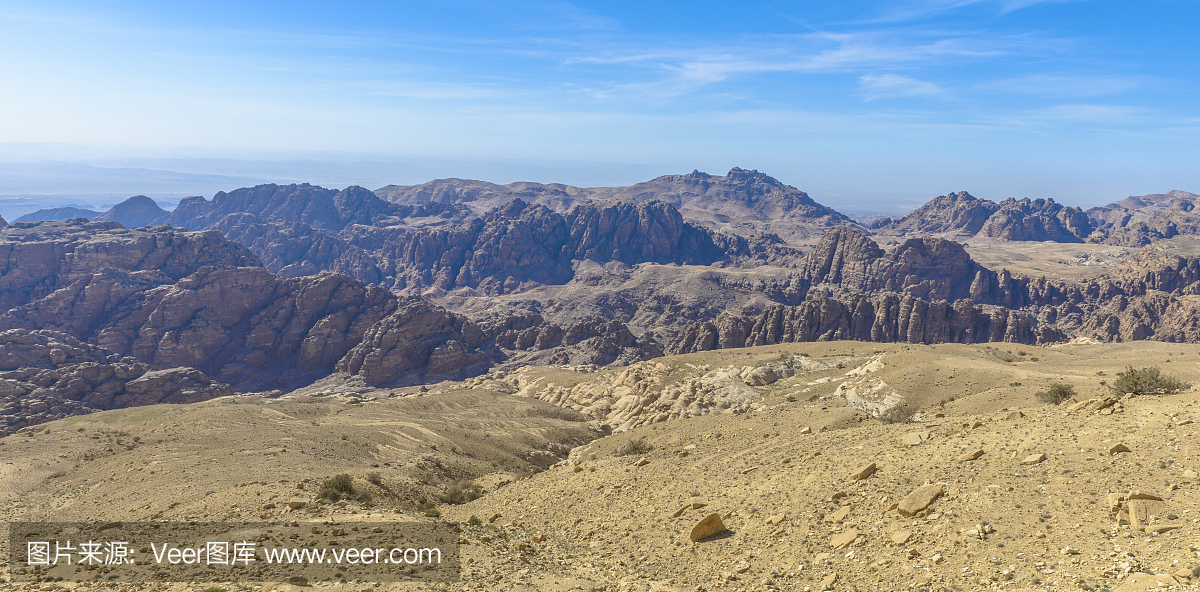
424, 508, 441, 518
1035, 383, 1076, 405
467, 515, 482, 526
365, 471, 383, 485
318, 473, 356, 501
1110, 366, 1190, 396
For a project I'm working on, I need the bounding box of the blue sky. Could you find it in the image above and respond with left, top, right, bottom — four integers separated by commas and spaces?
1, 0, 1197, 214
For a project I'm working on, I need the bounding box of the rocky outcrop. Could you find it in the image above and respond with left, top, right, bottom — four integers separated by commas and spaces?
335, 297, 493, 385
0, 329, 231, 436
877, 191, 1094, 242
796, 227, 991, 302
1, 267, 400, 390
94, 195, 168, 228
979, 198, 1093, 242
158, 183, 403, 231
0, 215, 6, 228
0, 219, 260, 311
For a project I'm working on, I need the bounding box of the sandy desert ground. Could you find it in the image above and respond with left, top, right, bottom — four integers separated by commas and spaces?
2, 340, 1199, 591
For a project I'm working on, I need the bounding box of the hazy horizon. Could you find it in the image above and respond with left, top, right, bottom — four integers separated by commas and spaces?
2, 144, 1196, 222
1, 1, 1197, 219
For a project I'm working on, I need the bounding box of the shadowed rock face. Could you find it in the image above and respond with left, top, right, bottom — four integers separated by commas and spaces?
93, 195, 169, 228
877, 191, 1094, 242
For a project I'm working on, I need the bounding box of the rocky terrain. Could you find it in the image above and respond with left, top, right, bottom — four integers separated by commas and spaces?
2, 340, 1198, 592
0, 221, 507, 430
11, 210, 1200, 439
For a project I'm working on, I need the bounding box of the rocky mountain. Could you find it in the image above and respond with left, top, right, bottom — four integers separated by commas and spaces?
874, 191, 1094, 242
1086, 190, 1200, 246
0, 221, 502, 397
12, 206, 101, 223
377, 168, 856, 241
93, 195, 168, 228
158, 183, 405, 231
0, 214, 6, 228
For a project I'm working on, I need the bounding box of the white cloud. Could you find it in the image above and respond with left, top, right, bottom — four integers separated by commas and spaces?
858, 73, 950, 100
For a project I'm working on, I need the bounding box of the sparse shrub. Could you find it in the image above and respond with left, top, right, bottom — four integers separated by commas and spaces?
785, 395, 797, 403
573, 466, 584, 473
1110, 366, 1190, 396
1009, 382, 1022, 387
1035, 383, 1076, 405
467, 515, 482, 526
424, 508, 441, 518
318, 473, 356, 501
366, 471, 383, 485
340, 434, 348, 441
438, 481, 483, 504
614, 436, 653, 457
202, 587, 226, 592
